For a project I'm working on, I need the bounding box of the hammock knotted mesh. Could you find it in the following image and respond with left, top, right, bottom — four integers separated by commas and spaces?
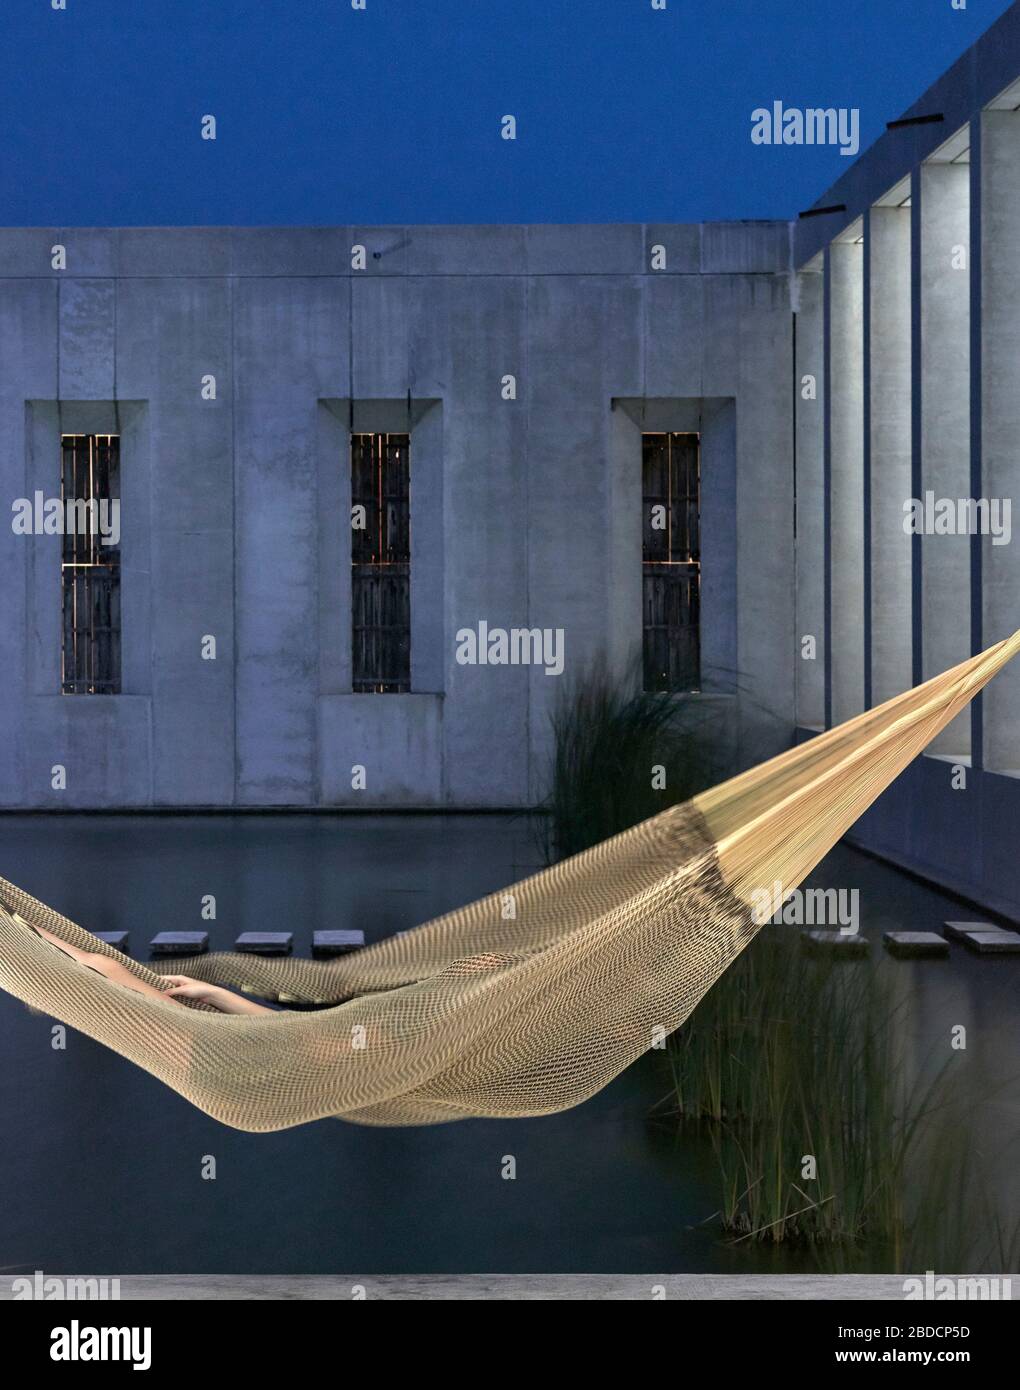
1, 631, 1016, 1131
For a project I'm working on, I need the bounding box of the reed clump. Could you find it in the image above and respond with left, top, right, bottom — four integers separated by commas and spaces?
660, 929, 1017, 1270
538, 657, 732, 862
542, 661, 1019, 1271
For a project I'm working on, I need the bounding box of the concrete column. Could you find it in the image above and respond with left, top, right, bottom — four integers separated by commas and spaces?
0, 275, 56, 806
828, 241, 865, 725
868, 207, 913, 706
920, 162, 971, 759
795, 270, 825, 728
981, 110, 1020, 773
233, 273, 349, 805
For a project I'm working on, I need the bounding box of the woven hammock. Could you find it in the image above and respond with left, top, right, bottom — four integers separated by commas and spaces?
1, 631, 1017, 1132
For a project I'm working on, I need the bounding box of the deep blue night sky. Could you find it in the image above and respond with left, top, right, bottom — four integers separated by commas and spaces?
0, 0, 1012, 226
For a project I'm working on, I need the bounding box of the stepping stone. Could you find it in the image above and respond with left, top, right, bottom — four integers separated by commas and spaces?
149, 931, 209, 957
234, 931, 294, 956
883, 931, 950, 959
943, 919, 1016, 943
95, 931, 129, 954
312, 929, 365, 958
802, 930, 869, 957
956, 929, 1020, 955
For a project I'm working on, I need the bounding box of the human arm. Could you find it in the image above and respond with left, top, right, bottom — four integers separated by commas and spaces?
161, 974, 278, 1016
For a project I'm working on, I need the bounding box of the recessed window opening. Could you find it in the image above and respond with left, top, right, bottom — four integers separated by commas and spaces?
351, 432, 411, 693
60, 433, 121, 695
642, 431, 701, 693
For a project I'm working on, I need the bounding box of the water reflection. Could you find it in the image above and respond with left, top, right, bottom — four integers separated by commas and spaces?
0, 816, 1016, 1275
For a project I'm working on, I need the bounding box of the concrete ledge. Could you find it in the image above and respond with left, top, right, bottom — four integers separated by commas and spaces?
843, 754, 1020, 925
0, 223, 792, 279
4, 1273, 1011, 1301
801, 930, 869, 956
230, 227, 350, 276
312, 929, 365, 958
944, 919, 984, 940
883, 931, 950, 959
0, 228, 117, 276
944, 920, 1020, 951
958, 929, 1020, 955
234, 932, 294, 956
701, 221, 791, 274
643, 224, 701, 273
149, 931, 209, 957
409, 224, 527, 275
118, 228, 232, 277
525, 224, 641, 275
944, 919, 1001, 941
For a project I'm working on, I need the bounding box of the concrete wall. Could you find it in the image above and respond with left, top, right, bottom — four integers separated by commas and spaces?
794, 270, 825, 730
827, 241, 866, 725
868, 206, 913, 708
920, 162, 972, 759
981, 108, 1020, 775
0, 222, 795, 810
792, 19, 1020, 916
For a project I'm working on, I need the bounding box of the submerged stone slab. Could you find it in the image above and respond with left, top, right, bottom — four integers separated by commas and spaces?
95, 930, 129, 954
312, 929, 366, 958
943, 919, 999, 941
149, 931, 209, 957
802, 930, 869, 957
883, 931, 950, 959
957, 929, 1020, 955
235, 931, 294, 956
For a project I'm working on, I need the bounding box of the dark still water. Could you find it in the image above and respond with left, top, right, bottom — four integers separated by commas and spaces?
1, 814, 1018, 1275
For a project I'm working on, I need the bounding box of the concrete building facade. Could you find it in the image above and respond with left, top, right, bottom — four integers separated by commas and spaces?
794, 3, 1020, 917
0, 221, 795, 814
1, 4, 1018, 918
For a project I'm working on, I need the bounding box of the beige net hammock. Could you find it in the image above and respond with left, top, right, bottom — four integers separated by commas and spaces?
1, 631, 1017, 1132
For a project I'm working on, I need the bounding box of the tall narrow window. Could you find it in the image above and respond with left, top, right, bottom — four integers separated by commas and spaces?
351, 432, 410, 693
61, 433, 121, 695
642, 431, 700, 693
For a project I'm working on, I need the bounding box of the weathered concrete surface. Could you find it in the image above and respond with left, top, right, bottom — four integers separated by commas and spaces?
957, 929, 1020, 954
846, 753, 1020, 924
0, 223, 794, 810
920, 162, 972, 760
794, 270, 824, 730
868, 206, 913, 708
794, 1, 1020, 265
883, 930, 950, 959
1, 1273, 975, 1301
828, 241, 865, 725
791, 20, 1020, 917
981, 108, 1020, 774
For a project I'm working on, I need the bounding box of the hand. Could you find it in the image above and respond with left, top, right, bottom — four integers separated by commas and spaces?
162, 974, 224, 1007
162, 974, 278, 1017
